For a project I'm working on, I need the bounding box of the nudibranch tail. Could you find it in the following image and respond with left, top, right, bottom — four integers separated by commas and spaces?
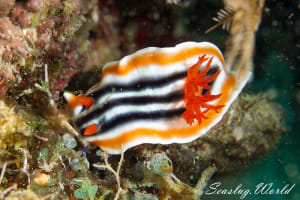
182, 54, 224, 125
66, 41, 251, 154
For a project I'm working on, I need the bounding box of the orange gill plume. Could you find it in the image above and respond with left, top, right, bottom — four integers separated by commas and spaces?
182, 55, 224, 125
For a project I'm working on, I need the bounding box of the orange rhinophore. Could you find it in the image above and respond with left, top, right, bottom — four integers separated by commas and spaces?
64, 93, 93, 115
84, 124, 99, 136
64, 41, 252, 154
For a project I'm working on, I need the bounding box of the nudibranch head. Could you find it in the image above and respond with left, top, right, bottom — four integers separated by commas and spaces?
64, 41, 251, 154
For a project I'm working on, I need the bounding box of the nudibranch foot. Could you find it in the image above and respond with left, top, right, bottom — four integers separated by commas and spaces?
64, 41, 252, 154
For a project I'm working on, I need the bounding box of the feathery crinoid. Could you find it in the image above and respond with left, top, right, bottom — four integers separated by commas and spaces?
205, 7, 234, 34
182, 55, 224, 125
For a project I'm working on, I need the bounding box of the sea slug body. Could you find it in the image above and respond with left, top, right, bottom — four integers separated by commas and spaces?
64, 41, 251, 154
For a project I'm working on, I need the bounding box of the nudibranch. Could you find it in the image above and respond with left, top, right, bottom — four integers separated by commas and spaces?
64, 41, 251, 154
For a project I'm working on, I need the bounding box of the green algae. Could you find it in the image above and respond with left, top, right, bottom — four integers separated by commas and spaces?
73, 177, 98, 200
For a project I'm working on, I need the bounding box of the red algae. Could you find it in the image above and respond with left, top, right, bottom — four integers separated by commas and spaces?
27, 0, 44, 12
